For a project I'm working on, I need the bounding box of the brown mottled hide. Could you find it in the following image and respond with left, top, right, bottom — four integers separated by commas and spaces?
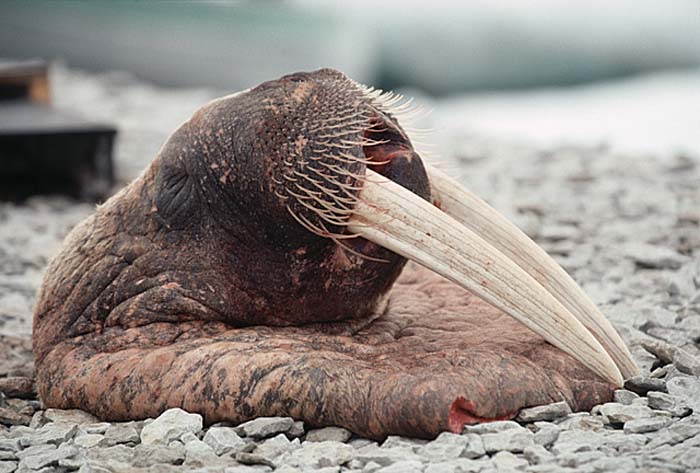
33, 69, 613, 440
36, 260, 612, 439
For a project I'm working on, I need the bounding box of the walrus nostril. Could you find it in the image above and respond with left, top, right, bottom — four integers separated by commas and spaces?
362, 115, 431, 203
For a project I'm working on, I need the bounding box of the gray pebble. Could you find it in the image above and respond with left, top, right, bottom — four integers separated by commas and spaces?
623, 416, 673, 433
0, 461, 16, 473
19, 444, 78, 470
646, 415, 700, 449
482, 427, 534, 453
597, 402, 656, 424
613, 389, 639, 405
82, 446, 131, 471
15, 443, 55, 460
550, 430, 604, 455
81, 423, 111, 435
353, 444, 422, 467
666, 376, 700, 411
203, 426, 247, 456
42, 409, 100, 426
531, 423, 560, 447
516, 401, 571, 423
102, 423, 139, 445
673, 349, 700, 376
305, 427, 352, 443
624, 243, 689, 269
23, 423, 77, 447
557, 412, 607, 432
235, 417, 294, 439
523, 445, 553, 465
287, 421, 305, 439
184, 437, 219, 466
58, 453, 87, 470
643, 339, 700, 376
463, 421, 522, 435
236, 451, 277, 468
132, 443, 186, 467
380, 436, 425, 451
272, 466, 303, 473
418, 432, 483, 461
224, 465, 273, 473
647, 391, 692, 417
589, 456, 637, 473
277, 440, 353, 469
0, 439, 20, 452
555, 450, 600, 468
375, 460, 423, 473
461, 434, 486, 459
254, 433, 299, 460
348, 439, 375, 450
362, 461, 382, 473
491, 450, 528, 470
624, 376, 667, 395
73, 433, 104, 448
424, 458, 484, 473
140, 408, 203, 445
601, 431, 647, 453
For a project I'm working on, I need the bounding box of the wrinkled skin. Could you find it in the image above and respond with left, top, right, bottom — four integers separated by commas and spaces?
33, 69, 613, 440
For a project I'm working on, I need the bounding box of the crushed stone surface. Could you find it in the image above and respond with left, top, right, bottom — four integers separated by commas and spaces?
0, 66, 699, 472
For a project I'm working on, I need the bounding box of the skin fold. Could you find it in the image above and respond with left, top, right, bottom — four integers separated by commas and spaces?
33, 69, 614, 440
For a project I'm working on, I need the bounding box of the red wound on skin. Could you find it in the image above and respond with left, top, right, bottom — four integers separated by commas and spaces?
448, 397, 518, 433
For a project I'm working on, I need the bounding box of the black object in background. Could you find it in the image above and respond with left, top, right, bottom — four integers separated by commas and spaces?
0, 60, 117, 201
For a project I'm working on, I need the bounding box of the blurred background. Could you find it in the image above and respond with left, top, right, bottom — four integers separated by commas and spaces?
0, 0, 699, 191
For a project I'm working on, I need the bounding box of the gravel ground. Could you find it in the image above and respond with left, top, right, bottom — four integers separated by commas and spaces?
1, 67, 699, 472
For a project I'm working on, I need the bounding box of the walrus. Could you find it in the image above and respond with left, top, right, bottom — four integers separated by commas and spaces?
33, 69, 637, 440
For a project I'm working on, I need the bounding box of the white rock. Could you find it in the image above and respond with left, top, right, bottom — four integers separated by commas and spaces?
424, 458, 485, 473
516, 401, 571, 422
140, 408, 203, 445
19, 444, 78, 470
375, 460, 423, 473
352, 444, 421, 467
43, 409, 99, 426
647, 391, 692, 417
623, 417, 673, 434
184, 437, 219, 466
203, 426, 247, 456
491, 451, 529, 471
73, 433, 104, 448
624, 243, 689, 269
277, 440, 353, 469
305, 427, 352, 443
463, 421, 521, 435
613, 390, 639, 405
235, 417, 294, 439
482, 428, 534, 453
597, 403, 656, 424
0, 461, 17, 473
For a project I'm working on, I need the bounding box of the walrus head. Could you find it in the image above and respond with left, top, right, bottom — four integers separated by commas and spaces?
148, 68, 636, 386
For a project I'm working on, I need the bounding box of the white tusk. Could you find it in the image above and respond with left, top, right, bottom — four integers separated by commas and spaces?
426, 165, 638, 379
348, 170, 624, 387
